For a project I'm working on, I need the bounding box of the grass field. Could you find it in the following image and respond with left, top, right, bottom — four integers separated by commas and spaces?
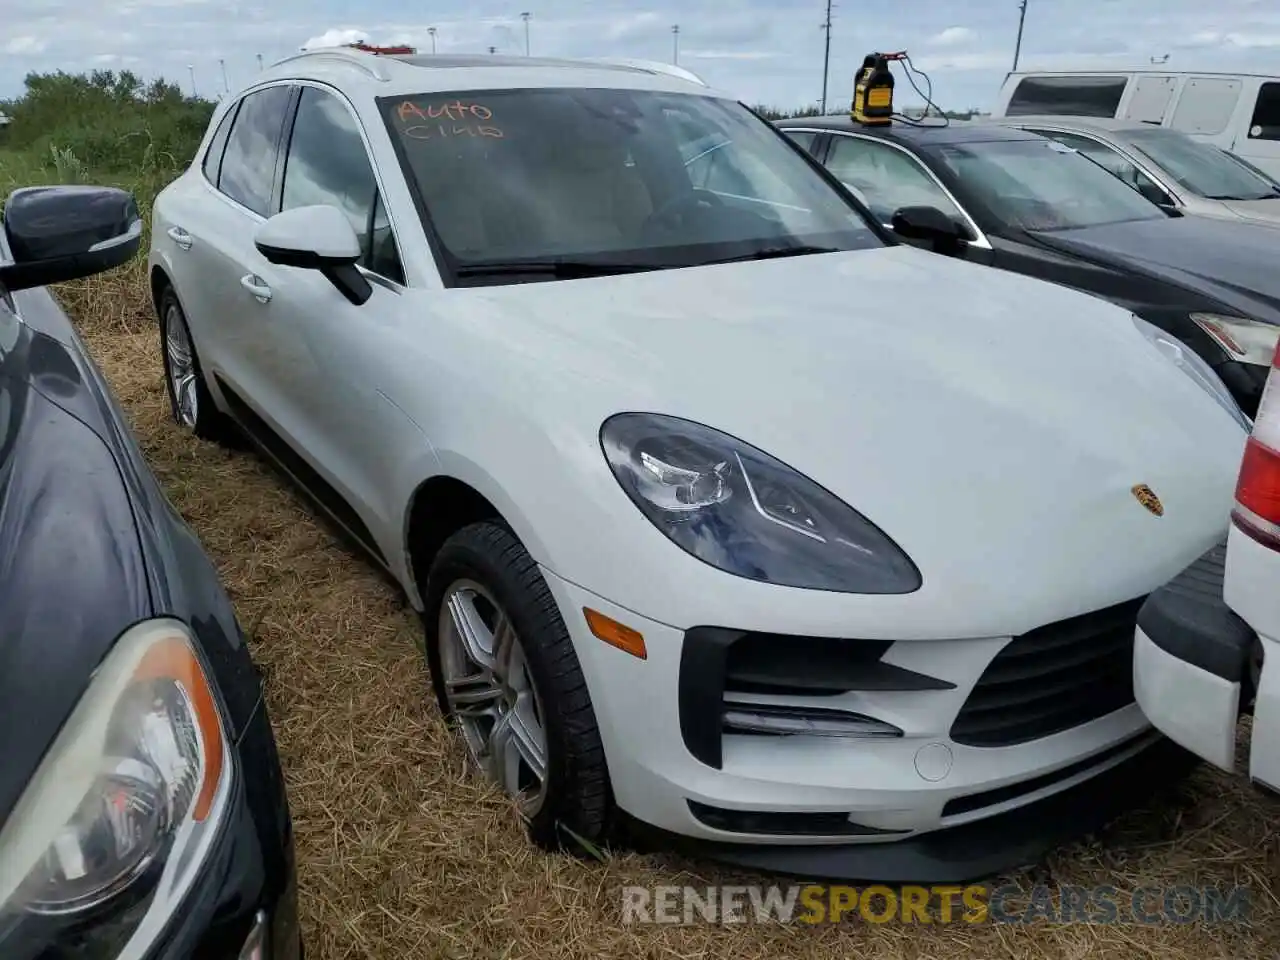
2, 80, 1279, 956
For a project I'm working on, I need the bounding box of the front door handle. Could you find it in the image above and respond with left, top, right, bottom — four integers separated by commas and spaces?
166, 226, 193, 250
239, 274, 272, 303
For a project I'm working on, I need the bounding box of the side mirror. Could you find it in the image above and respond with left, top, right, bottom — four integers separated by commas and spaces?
890, 205, 970, 254
0, 185, 142, 292
1136, 180, 1175, 208
254, 205, 372, 306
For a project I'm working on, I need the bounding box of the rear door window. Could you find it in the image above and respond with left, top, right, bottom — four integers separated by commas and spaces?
1007, 76, 1128, 117
201, 102, 239, 185
1248, 82, 1280, 141
217, 85, 293, 216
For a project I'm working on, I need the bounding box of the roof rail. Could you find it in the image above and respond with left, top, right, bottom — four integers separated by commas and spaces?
269, 46, 394, 81
583, 58, 708, 87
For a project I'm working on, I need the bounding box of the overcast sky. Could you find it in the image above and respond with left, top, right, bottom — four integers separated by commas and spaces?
4, 0, 1280, 111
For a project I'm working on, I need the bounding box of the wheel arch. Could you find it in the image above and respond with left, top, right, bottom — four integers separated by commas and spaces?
402, 468, 552, 610
149, 263, 173, 316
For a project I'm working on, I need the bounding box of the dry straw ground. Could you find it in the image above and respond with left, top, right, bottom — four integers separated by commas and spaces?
35, 201, 1280, 960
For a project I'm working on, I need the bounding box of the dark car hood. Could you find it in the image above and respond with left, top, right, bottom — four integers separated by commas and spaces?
0, 327, 152, 823
1029, 216, 1280, 322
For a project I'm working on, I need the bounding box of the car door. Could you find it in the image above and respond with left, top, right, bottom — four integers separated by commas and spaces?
164, 83, 297, 420
247, 83, 420, 562
821, 133, 994, 264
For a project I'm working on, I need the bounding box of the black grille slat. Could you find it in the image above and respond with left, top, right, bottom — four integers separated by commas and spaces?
951, 599, 1143, 747
974, 629, 1131, 686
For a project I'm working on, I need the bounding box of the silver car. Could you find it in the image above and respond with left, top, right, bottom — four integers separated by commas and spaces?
991, 115, 1280, 227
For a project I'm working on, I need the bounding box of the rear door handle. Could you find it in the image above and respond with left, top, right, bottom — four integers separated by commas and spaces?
239, 274, 272, 303
166, 226, 193, 250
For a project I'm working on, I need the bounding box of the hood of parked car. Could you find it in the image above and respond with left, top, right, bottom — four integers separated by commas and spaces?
1027, 215, 1280, 323
0, 327, 153, 824
427, 244, 1246, 623
1219, 196, 1280, 226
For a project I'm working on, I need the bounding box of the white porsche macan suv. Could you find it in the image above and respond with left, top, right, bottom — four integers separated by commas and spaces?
148, 47, 1251, 881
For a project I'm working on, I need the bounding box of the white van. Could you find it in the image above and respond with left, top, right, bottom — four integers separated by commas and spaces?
992, 69, 1280, 179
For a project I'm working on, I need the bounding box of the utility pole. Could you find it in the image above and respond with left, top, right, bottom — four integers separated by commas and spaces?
1012, 0, 1028, 72
672, 24, 680, 65
820, 0, 833, 114
187, 64, 196, 97
219, 58, 229, 94
521, 12, 531, 56
428, 27, 437, 53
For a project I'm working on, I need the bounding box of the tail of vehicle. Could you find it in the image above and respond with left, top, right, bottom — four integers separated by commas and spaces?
1233, 339, 1280, 550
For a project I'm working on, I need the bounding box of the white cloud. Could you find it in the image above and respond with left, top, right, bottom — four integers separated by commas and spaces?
3, 36, 47, 55
927, 26, 975, 47
301, 27, 368, 50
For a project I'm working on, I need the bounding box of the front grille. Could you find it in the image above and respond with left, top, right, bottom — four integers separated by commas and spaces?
950, 598, 1144, 748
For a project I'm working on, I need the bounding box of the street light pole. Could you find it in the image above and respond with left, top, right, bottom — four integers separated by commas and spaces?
428, 27, 437, 53
820, 0, 833, 114
256, 53, 264, 71
672, 24, 680, 65
1012, 0, 1028, 72
521, 12, 531, 56
219, 58, 229, 94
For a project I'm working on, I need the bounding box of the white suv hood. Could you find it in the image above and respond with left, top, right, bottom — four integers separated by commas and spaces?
430, 244, 1245, 620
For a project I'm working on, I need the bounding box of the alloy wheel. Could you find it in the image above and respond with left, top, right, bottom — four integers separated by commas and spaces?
437, 579, 549, 815
164, 305, 199, 428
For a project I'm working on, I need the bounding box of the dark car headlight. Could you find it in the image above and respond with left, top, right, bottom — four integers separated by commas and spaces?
600, 413, 921, 593
0, 619, 232, 958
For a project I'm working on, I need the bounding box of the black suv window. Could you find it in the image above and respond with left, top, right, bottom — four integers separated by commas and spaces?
218, 85, 293, 216
202, 102, 239, 185
1249, 82, 1280, 141
282, 87, 404, 283
1007, 76, 1127, 117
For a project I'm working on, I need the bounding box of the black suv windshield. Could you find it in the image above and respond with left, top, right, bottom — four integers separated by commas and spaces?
378, 88, 881, 284
927, 137, 1168, 232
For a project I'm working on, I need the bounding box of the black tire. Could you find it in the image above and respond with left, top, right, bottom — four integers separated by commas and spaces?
158, 285, 235, 444
422, 521, 613, 852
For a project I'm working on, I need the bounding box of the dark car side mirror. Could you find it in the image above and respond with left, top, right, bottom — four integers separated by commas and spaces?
0, 185, 143, 293
890, 205, 971, 255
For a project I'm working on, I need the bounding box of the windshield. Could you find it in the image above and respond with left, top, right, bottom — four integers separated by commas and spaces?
378, 88, 881, 283
1126, 129, 1280, 201
927, 137, 1168, 231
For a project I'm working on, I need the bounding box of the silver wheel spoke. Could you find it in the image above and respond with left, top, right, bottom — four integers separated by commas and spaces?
437, 580, 549, 815
446, 675, 502, 716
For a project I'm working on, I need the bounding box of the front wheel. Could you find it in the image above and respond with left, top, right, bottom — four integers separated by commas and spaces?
422, 521, 613, 851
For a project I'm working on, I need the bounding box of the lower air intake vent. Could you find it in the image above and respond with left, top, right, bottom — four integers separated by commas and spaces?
950, 598, 1144, 748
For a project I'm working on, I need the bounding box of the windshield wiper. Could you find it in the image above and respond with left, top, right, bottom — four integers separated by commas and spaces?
455, 259, 661, 279
1205, 191, 1280, 201
705, 244, 842, 265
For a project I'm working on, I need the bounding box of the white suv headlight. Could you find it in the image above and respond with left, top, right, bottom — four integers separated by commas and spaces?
0, 619, 232, 958
1133, 315, 1251, 431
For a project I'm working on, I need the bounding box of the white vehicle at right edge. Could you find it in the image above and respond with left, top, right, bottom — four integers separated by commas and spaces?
1135, 340, 1280, 793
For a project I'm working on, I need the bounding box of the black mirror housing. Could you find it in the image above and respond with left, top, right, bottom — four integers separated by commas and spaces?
891, 205, 970, 252
0, 185, 143, 292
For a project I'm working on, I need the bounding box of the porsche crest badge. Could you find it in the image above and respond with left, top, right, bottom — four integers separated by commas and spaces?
1132, 484, 1164, 517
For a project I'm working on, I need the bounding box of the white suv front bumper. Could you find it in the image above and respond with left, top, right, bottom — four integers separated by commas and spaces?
542, 568, 1191, 881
